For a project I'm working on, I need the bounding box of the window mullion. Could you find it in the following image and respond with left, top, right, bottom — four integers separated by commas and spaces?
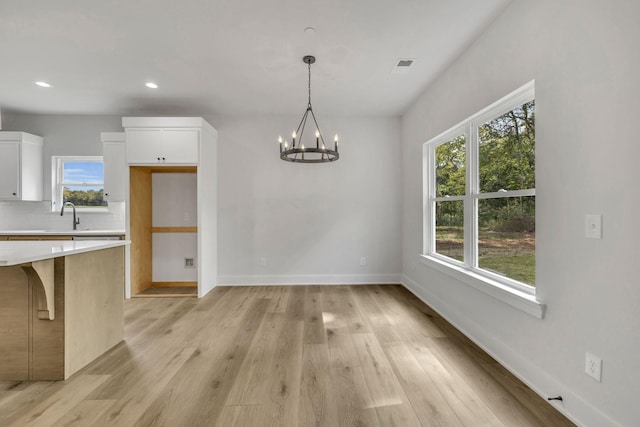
465, 124, 478, 269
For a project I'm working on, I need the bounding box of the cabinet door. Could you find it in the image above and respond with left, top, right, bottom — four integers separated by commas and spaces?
103, 142, 127, 201
0, 142, 19, 199
162, 129, 199, 164
20, 140, 43, 201
126, 129, 162, 164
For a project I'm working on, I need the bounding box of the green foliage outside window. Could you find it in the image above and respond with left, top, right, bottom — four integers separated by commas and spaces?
434, 100, 536, 285
63, 187, 107, 208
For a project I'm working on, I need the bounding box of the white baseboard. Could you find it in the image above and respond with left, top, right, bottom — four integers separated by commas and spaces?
217, 274, 401, 286
401, 274, 620, 427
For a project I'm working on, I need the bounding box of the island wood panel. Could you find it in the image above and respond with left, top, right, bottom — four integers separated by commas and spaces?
0, 246, 125, 381
30, 257, 65, 380
64, 246, 124, 378
0, 267, 30, 379
129, 166, 153, 295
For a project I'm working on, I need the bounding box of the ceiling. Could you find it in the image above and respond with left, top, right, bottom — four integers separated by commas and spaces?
0, 0, 510, 117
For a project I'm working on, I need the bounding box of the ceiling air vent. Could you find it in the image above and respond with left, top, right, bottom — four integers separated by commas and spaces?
391, 58, 415, 74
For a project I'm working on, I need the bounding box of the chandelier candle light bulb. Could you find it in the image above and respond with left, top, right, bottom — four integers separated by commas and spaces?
279, 55, 339, 163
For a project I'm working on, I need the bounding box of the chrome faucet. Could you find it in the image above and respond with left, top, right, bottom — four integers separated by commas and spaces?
60, 202, 80, 230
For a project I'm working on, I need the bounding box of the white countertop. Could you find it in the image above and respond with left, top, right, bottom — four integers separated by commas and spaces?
0, 230, 125, 236
0, 240, 129, 266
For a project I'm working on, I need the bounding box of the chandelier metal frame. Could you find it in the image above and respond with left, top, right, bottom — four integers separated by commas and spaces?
279, 55, 339, 163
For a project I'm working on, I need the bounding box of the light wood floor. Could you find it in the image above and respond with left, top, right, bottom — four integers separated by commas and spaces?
0, 285, 574, 426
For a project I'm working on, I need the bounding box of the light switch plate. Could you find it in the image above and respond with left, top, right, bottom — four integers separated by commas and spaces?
585, 214, 602, 239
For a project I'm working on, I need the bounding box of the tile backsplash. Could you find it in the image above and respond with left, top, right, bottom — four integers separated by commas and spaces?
0, 201, 125, 231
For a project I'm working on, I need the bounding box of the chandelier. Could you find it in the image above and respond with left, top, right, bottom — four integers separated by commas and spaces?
279, 55, 339, 163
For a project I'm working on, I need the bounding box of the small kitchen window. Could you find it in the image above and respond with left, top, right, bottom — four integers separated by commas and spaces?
51, 156, 107, 212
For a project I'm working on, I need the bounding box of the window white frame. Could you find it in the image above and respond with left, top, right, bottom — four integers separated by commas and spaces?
51, 156, 106, 212
421, 81, 543, 317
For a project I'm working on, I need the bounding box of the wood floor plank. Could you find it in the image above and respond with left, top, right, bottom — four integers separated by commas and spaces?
331, 365, 381, 427
408, 339, 506, 426
7, 375, 110, 427
0, 381, 65, 425
265, 285, 292, 313
0, 285, 574, 427
51, 399, 117, 427
303, 286, 327, 345
351, 333, 422, 427
383, 343, 463, 426
264, 319, 304, 427
375, 403, 422, 427
134, 356, 237, 427
216, 404, 270, 427
350, 333, 406, 408
225, 313, 287, 405
92, 347, 196, 426
349, 286, 392, 330
134, 298, 271, 426
299, 343, 340, 427
285, 285, 306, 321
429, 336, 570, 427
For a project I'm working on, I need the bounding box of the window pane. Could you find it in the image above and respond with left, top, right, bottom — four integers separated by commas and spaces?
478, 196, 535, 285
479, 101, 535, 193
63, 186, 107, 208
435, 200, 464, 261
63, 161, 104, 184
435, 135, 465, 197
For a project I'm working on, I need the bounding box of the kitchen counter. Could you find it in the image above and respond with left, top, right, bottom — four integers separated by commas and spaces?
0, 229, 125, 236
0, 240, 128, 266
0, 240, 127, 381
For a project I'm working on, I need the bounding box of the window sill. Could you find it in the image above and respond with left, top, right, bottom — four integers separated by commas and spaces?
418, 254, 545, 319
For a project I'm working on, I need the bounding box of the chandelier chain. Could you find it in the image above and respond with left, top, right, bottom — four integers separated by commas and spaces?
308, 61, 312, 108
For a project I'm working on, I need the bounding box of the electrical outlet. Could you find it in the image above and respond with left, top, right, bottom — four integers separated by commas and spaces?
585, 352, 602, 382
184, 258, 195, 268
585, 214, 602, 239
259, 257, 267, 267
360, 257, 367, 266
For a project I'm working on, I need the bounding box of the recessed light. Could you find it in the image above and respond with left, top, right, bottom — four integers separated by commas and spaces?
35, 81, 52, 88
145, 82, 158, 89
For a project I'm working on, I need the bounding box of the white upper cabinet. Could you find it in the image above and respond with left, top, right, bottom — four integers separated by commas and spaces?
101, 132, 127, 202
161, 129, 199, 163
0, 132, 43, 201
123, 119, 201, 165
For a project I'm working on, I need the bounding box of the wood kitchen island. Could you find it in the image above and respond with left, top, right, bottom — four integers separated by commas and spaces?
0, 240, 128, 381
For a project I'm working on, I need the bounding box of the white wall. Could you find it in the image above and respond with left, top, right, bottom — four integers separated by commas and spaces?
212, 115, 402, 284
152, 173, 198, 282
401, 1, 640, 426
1, 112, 402, 284
0, 114, 125, 230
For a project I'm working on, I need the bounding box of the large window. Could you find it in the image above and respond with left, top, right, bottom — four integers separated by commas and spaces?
52, 156, 107, 211
424, 82, 535, 292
